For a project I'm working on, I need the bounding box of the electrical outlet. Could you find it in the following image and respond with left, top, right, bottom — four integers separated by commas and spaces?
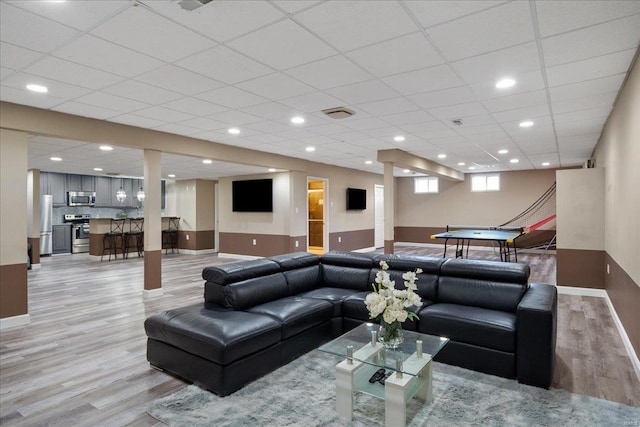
338, 236, 342, 243
606, 264, 610, 274
252, 239, 257, 246
186, 234, 189, 241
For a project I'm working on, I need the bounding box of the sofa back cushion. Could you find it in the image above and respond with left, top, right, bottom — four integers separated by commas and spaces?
222, 273, 289, 310
372, 255, 444, 301
437, 259, 529, 312
320, 251, 375, 291
202, 259, 280, 285
269, 252, 322, 295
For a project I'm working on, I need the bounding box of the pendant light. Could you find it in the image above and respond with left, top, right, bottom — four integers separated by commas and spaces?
116, 179, 127, 202
136, 187, 145, 202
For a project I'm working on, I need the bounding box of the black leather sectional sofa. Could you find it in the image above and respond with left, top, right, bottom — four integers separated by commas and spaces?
145, 251, 557, 396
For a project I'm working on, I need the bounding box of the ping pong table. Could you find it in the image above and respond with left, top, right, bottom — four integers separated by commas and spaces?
430, 226, 525, 262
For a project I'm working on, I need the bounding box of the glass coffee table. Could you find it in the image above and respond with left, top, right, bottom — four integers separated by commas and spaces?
319, 322, 449, 426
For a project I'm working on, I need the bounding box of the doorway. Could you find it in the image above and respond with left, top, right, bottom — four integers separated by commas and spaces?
375, 184, 384, 248
307, 178, 327, 255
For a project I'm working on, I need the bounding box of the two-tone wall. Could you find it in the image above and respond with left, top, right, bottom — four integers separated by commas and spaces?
592, 53, 640, 359
174, 179, 216, 252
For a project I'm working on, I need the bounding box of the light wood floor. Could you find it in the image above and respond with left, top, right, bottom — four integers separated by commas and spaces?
1, 247, 638, 426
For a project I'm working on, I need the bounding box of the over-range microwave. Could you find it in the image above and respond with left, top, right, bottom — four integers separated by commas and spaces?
67, 191, 96, 207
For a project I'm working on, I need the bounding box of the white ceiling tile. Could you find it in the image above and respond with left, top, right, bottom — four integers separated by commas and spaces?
236, 72, 315, 100
109, 114, 166, 129
409, 86, 476, 109
444, 113, 497, 128
553, 106, 611, 124
535, 0, 640, 37
295, 1, 416, 52
452, 42, 541, 85
177, 117, 229, 131
549, 74, 626, 103
196, 86, 268, 109
482, 90, 548, 113
152, 123, 204, 136
161, 97, 228, 117
0, 86, 64, 109
285, 55, 371, 90
0, 67, 14, 80
327, 80, 399, 105
306, 122, 353, 135
346, 32, 444, 78
457, 125, 507, 137
426, 1, 535, 61
134, 106, 195, 122
104, 80, 182, 105
242, 102, 299, 121
546, 49, 637, 87
551, 92, 617, 115
555, 120, 604, 137
405, 1, 507, 28
53, 35, 164, 78
228, 19, 335, 70
245, 120, 292, 134
341, 117, 391, 132
177, 46, 273, 85
557, 133, 601, 146
279, 91, 346, 113
24, 56, 123, 90
380, 110, 436, 126
542, 15, 640, 67
2, 72, 92, 100
383, 65, 463, 95
208, 110, 263, 126
427, 102, 488, 120
0, 42, 44, 71
1, 3, 79, 53
491, 104, 550, 122
356, 97, 419, 116
469, 69, 545, 100
135, 65, 225, 96
90, 6, 213, 63
272, 1, 322, 14
74, 92, 149, 113
144, 1, 285, 43
53, 101, 120, 120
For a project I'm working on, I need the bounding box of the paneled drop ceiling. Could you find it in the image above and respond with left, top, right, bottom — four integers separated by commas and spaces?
1, 0, 639, 180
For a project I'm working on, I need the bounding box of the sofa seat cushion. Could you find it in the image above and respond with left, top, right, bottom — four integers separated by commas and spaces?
144, 304, 282, 366
419, 303, 516, 353
248, 297, 334, 340
298, 287, 360, 316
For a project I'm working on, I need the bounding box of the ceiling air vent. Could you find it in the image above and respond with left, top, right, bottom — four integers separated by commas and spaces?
452, 119, 463, 126
322, 107, 355, 120
177, 0, 213, 11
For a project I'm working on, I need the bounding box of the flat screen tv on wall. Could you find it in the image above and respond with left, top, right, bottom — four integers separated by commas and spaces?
346, 187, 366, 210
232, 179, 273, 212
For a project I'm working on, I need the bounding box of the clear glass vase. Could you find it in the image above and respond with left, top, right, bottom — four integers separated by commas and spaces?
378, 320, 403, 349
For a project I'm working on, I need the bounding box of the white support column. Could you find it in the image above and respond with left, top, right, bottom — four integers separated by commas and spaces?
383, 162, 394, 254
143, 149, 163, 298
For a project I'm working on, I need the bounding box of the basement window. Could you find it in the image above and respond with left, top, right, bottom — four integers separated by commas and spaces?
471, 174, 500, 192
414, 176, 438, 194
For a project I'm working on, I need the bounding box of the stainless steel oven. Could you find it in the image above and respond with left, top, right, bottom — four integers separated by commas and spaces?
67, 191, 96, 207
64, 214, 91, 253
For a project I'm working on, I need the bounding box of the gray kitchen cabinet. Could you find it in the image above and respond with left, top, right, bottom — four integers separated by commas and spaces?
66, 174, 95, 192
52, 224, 71, 254
40, 172, 67, 206
94, 176, 112, 207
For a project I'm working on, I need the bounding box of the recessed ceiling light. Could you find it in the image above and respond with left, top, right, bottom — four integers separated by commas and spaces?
99, 145, 114, 151
305, 146, 315, 152
26, 84, 48, 93
394, 136, 405, 142
519, 120, 534, 128
93, 167, 103, 172
291, 116, 305, 124
495, 78, 516, 89
364, 160, 373, 165
541, 162, 550, 167
168, 174, 176, 178
438, 154, 447, 159
403, 169, 411, 173
268, 168, 276, 172
202, 159, 213, 164
498, 149, 509, 154
510, 158, 519, 163
469, 166, 476, 170
458, 162, 465, 166
228, 127, 240, 135
50, 157, 62, 161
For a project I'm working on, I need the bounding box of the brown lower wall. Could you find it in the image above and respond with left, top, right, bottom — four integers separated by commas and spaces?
557, 248, 605, 288
144, 250, 162, 290
289, 236, 307, 253
28, 237, 39, 265
606, 253, 640, 359
219, 232, 291, 257
0, 263, 28, 318
328, 229, 374, 251
395, 226, 556, 248
178, 230, 214, 251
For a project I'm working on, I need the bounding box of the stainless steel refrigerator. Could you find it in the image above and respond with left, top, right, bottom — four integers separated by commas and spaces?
40, 195, 53, 256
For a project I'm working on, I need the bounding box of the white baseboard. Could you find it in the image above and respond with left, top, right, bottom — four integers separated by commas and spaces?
0, 314, 30, 330
176, 249, 217, 255
143, 288, 163, 299
557, 286, 640, 382
30, 263, 41, 270
217, 253, 261, 260
352, 246, 376, 253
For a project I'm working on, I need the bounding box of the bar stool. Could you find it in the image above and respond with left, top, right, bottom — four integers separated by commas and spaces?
124, 218, 144, 259
101, 218, 125, 261
162, 217, 180, 254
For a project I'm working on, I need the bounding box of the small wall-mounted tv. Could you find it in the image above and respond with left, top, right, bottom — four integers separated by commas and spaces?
346, 187, 366, 211
232, 179, 273, 212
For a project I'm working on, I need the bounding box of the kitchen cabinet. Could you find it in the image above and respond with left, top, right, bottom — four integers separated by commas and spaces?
94, 176, 112, 207
66, 174, 95, 192
52, 224, 71, 254
40, 172, 66, 206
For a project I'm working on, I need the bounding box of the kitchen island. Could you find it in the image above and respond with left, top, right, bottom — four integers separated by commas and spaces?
89, 217, 178, 258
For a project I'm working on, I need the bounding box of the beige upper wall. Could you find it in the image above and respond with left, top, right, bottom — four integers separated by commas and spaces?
395, 169, 557, 228
593, 53, 640, 285
173, 179, 216, 231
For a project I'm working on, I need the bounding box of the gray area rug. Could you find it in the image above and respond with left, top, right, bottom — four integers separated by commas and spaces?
148, 350, 639, 426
